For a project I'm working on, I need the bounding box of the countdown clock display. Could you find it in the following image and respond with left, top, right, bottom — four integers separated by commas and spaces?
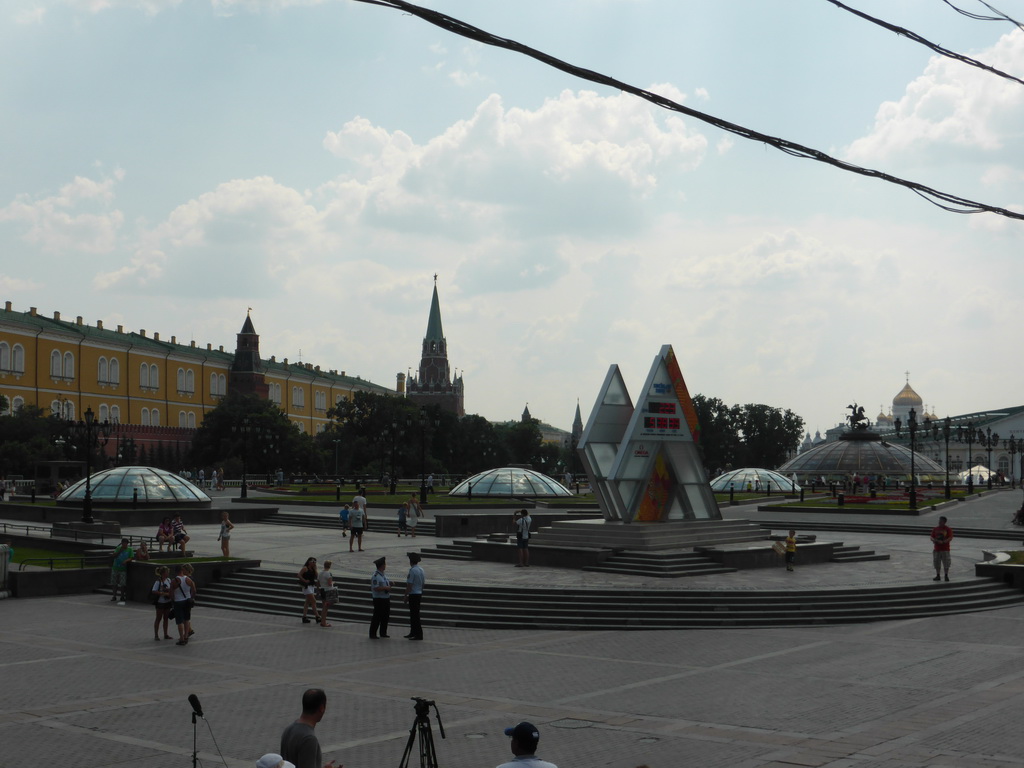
643, 401, 680, 431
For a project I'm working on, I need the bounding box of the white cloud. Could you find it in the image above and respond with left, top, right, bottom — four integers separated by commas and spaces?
845, 30, 1024, 171
322, 87, 707, 241
94, 176, 329, 296
0, 173, 124, 254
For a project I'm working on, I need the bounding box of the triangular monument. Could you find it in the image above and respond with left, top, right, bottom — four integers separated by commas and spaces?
579, 344, 720, 524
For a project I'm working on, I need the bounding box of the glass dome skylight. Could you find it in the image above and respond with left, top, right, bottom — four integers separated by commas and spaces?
57, 466, 212, 504
449, 467, 573, 497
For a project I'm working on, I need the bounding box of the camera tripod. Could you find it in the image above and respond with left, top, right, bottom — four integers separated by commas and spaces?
398, 697, 446, 768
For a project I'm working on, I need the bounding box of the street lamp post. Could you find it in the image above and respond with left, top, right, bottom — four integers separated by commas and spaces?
70, 407, 113, 524
957, 423, 976, 494
931, 417, 953, 500
895, 408, 920, 509
976, 427, 1000, 490
1003, 438, 1020, 488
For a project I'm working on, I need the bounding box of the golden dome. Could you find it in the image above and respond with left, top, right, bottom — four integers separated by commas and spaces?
893, 382, 923, 407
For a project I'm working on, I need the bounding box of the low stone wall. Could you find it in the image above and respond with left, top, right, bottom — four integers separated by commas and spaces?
9, 558, 260, 601
0, 503, 278, 527
976, 552, 1024, 589
433, 510, 601, 538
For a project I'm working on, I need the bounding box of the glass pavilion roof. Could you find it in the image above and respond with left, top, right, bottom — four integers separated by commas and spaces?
449, 467, 573, 497
709, 468, 801, 492
778, 434, 944, 476
57, 466, 212, 504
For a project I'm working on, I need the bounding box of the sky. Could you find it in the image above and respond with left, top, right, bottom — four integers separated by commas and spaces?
2, 0, 1022, 437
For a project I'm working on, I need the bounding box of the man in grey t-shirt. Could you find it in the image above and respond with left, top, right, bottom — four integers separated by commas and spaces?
280, 688, 336, 768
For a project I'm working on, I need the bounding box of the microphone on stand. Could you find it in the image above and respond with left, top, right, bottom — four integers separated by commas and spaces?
188, 694, 204, 718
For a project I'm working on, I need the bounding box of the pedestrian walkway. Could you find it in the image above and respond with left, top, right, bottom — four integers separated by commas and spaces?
2, 490, 1023, 767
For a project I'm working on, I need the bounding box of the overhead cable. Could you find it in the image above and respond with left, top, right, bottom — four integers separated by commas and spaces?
824, 0, 1024, 86
941, 0, 1024, 31
352, 0, 1024, 221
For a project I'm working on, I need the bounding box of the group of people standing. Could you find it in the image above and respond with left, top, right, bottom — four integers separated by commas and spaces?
295, 551, 426, 640
150, 562, 197, 645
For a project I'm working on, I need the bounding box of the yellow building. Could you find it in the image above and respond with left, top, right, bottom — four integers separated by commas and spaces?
0, 302, 395, 454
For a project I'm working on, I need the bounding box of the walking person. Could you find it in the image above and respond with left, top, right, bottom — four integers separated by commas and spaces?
407, 494, 423, 537
514, 509, 532, 567
318, 560, 337, 628
151, 565, 173, 640
397, 502, 408, 537
349, 502, 365, 552
171, 563, 196, 646
338, 504, 350, 538
931, 515, 954, 582
369, 556, 391, 639
785, 529, 797, 572
299, 557, 320, 624
403, 552, 425, 641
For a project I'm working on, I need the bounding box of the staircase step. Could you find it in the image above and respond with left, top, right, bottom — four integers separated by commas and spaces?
191, 566, 1024, 630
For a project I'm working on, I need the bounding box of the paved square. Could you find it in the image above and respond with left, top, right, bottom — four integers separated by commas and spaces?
3, 595, 1024, 767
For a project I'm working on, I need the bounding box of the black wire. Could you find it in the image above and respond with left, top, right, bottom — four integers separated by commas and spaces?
351, 0, 1024, 221
941, 0, 1024, 31
824, 0, 1024, 86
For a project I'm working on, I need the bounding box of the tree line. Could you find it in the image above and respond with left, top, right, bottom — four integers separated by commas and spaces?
0, 391, 804, 484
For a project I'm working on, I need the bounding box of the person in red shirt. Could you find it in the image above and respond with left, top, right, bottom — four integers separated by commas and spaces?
930, 516, 953, 582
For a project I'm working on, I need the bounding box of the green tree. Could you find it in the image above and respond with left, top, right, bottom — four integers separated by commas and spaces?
735, 403, 804, 469
494, 419, 543, 467
692, 395, 742, 474
190, 392, 310, 478
0, 405, 66, 478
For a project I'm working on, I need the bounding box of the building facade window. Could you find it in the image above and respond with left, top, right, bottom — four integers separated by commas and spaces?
141, 408, 150, 426
179, 410, 187, 428
12, 396, 23, 412
63, 351, 74, 379
292, 387, 305, 408
269, 382, 282, 405
140, 363, 159, 391
109, 357, 120, 385
0, 342, 8, 372
210, 372, 227, 396
50, 350, 62, 378
187, 412, 196, 428
99, 404, 109, 422
151, 408, 160, 426
52, 399, 75, 419
98, 356, 108, 383
11, 344, 24, 374
110, 405, 120, 423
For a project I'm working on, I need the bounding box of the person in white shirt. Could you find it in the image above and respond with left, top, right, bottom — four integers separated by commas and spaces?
496, 721, 558, 768
513, 510, 532, 567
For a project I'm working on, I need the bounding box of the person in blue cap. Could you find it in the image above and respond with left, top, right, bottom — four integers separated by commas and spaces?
496, 721, 558, 768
